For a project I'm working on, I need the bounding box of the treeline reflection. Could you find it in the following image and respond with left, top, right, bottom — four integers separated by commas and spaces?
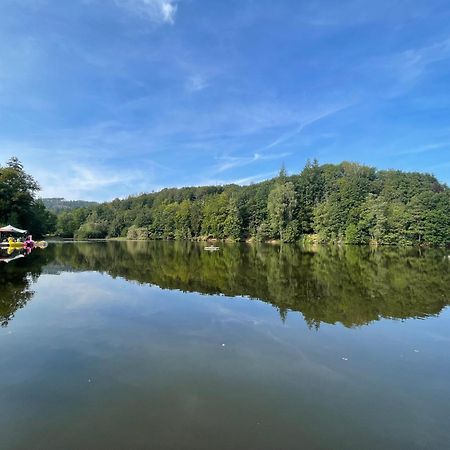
0, 248, 52, 326
2, 241, 450, 328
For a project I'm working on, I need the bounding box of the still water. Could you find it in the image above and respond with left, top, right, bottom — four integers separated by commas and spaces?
1, 241, 449, 449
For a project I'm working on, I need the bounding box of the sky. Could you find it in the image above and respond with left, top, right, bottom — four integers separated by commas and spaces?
0, 0, 450, 201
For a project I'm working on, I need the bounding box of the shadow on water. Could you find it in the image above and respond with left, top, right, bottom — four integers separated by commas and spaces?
1, 241, 450, 328
0, 247, 53, 326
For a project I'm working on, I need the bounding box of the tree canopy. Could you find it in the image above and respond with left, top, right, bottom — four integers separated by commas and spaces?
0, 157, 56, 236
53, 160, 450, 247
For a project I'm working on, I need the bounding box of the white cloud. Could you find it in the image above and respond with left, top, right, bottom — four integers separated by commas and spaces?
160, 1, 176, 23
186, 74, 210, 92
195, 171, 277, 188
115, 0, 178, 24
215, 152, 291, 173
262, 102, 354, 151
363, 38, 450, 97
230, 172, 277, 185
394, 142, 450, 156
388, 39, 450, 94
33, 164, 145, 200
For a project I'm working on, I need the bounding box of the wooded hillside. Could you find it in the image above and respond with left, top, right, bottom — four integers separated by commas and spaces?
54, 160, 450, 246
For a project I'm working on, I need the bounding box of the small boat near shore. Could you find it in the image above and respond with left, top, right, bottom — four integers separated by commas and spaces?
0, 224, 47, 250
1, 240, 23, 249
204, 245, 220, 251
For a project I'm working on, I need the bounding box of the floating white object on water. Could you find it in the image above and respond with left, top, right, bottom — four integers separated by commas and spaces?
221, 343, 226, 347
205, 246, 220, 251
88, 379, 92, 383
413, 349, 419, 353
342, 357, 348, 361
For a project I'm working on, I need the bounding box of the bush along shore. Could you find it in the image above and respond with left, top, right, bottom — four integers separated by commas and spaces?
52, 160, 450, 247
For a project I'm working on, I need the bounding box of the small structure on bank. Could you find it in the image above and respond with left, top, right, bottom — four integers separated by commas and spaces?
0, 225, 27, 246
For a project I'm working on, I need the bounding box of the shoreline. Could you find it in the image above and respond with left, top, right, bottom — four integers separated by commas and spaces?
44, 236, 449, 249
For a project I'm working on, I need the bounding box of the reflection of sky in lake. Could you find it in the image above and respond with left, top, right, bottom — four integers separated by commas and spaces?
1, 267, 449, 450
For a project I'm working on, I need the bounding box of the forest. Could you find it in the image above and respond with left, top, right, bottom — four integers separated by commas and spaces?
0, 157, 56, 237
53, 160, 450, 247
42, 198, 98, 213
1, 156, 449, 246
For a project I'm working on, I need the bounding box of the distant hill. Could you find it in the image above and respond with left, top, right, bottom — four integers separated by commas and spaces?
42, 198, 98, 213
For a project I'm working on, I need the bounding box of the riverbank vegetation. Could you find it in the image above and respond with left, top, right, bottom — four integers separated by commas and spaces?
0, 157, 56, 237
54, 160, 450, 247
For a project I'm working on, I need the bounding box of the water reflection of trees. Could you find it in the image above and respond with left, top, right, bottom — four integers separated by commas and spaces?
2, 242, 449, 328
0, 248, 52, 326
51, 241, 450, 328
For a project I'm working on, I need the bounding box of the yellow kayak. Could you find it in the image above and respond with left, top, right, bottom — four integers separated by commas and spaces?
8, 241, 24, 249
3, 239, 48, 249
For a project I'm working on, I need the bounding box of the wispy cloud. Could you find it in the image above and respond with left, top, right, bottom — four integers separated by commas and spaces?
262, 102, 354, 151
71, 165, 139, 191
230, 172, 276, 185
215, 152, 291, 173
1, 0, 449, 201
115, 0, 178, 24
186, 74, 210, 92
35, 164, 144, 200
394, 142, 450, 156
400, 38, 450, 79
364, 37, 450, 97
296, 0, 432, 29
195, 171, 277, 188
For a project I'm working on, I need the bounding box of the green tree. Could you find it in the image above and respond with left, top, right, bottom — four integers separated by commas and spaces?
267, 181, 297, 242
0, 157, 55, 236
223, 197, 242, 240
201, 193, 229, 238
42, 158, 450, 247
175, 200, 192, 239
296, 159, 324, 233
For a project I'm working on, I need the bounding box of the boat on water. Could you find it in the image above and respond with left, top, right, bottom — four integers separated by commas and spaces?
4, 240, 25, 249
204, 245, 220, 251
0, 225, 47, 250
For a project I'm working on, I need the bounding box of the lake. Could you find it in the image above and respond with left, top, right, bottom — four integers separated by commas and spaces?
1, 241, 450, 449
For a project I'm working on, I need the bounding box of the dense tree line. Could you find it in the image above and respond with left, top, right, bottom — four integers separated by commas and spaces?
0, 157, 56, 237
55, 160, 450, 247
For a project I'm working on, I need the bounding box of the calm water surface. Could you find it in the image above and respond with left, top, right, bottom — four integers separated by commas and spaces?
1, 241, 449, 449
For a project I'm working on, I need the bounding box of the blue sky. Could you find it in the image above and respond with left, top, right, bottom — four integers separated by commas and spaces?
1, 0, 449, 200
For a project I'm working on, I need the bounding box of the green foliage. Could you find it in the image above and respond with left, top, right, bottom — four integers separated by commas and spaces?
174, 200, 192, 240
42, 198, 98, 213
0, 157, 56, 236
223, 197, 242, 240
267, 180, 297, 242
201, 192, 229, 238
256, 222, 272, 242
30, 200, 57, 237
74, 211, 109, 239
127, 225, 150, 240
48, 160, 450, 247
56, 208, 90, 237
295, 159, 325, 233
